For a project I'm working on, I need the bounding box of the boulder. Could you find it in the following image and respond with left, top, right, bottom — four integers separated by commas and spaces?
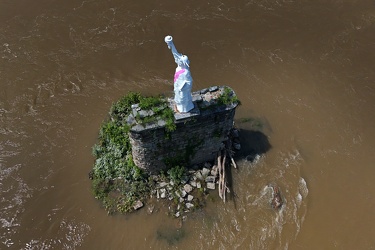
202, 168, 210, 176
195, 171, 203, 181
207, 182, 215, 190
190, 180, 197, 187
158, 182, 168, 188
183, 184, 193, 193
160, 188, 166, 199
180, 190, 187, 198
186, 203, 194, 209
205, 176, 216, 183
133, 200, 144, 210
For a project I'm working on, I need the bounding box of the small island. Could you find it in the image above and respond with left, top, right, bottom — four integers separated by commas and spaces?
89, 86, 241, 216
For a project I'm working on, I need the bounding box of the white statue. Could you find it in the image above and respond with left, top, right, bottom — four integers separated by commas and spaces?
164, 35, 194, 113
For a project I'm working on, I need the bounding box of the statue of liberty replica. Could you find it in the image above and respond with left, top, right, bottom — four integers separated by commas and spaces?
164, 35, 194, 113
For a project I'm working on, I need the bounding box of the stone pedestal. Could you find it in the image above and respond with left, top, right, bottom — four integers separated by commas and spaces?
128, 86, 238, 174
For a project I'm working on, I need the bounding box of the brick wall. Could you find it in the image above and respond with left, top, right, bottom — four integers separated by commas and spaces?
128, 86, 238, 174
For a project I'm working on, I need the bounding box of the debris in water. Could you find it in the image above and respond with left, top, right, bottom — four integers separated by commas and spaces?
269, 184, 283, 210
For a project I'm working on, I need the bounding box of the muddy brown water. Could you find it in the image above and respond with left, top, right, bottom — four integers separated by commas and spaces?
1, 0, 375, 249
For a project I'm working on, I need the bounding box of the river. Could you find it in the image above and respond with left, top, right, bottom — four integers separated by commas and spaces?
1, 0, 375, 249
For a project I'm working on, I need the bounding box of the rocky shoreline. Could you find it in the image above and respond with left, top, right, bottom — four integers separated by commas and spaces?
149, 162, 220, 218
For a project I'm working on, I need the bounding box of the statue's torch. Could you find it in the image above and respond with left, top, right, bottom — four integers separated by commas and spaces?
164, 35, 189, 67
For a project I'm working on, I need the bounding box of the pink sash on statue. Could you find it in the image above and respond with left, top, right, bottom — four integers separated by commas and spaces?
174, 69, 186, 83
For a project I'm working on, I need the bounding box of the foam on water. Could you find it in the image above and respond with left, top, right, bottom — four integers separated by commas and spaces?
187, 147, 309, 249
22, 219, 91, 250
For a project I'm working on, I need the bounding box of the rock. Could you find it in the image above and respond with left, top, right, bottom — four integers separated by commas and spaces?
200, 88, 209, 94
157, 119, 166, 126
133, 200, 144, 210
160, 188, 166, 199
195, 171, 203, 181
88, 170, 94, 180
196, 182, 202, 189
126, 114, 136, 126
186, 203, 194, 209
181, 176, 189, 184
231, 129, 239, 138
158, 182, 168, 188
131, 104, 139, 109
175, 211, 180, 218
192, 95, 202, 102
205, 175, 216, 183
187, 195, 194, 201
132, 109, 138, 117
202, 168, 210, 176
138, 110, 149, 118
207, 182, 216, 190
190, 180, 197, 187
181, 190, 187, 198
183, 184, 193, 193
209, 86, 218, 92
147, 204, 155, 214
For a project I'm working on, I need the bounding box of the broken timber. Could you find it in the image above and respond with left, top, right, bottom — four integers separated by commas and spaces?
217, 129, 239, 203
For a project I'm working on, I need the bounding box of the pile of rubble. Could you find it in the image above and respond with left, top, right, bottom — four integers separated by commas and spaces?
132, 128, 241, 217
148, 163, 220, 218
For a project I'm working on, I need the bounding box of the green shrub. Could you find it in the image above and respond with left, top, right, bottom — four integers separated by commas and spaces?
167, 165, 185, 184
217, 87, 241, 106
91, 91, 179, 214
110, 92, 141, 122
91, 92, 150, 214
139, 95, 164, 110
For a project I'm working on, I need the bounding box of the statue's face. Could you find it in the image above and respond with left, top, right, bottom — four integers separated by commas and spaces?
178, 55, 190, 68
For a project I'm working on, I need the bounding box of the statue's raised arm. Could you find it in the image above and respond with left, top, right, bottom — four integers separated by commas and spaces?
164, 35, 194, 113
164, 36, 181, 65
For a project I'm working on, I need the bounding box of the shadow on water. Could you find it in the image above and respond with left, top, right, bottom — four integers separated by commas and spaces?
236, 129, 272, 160
156, 227, 186, 245
227, 129, 272, 208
